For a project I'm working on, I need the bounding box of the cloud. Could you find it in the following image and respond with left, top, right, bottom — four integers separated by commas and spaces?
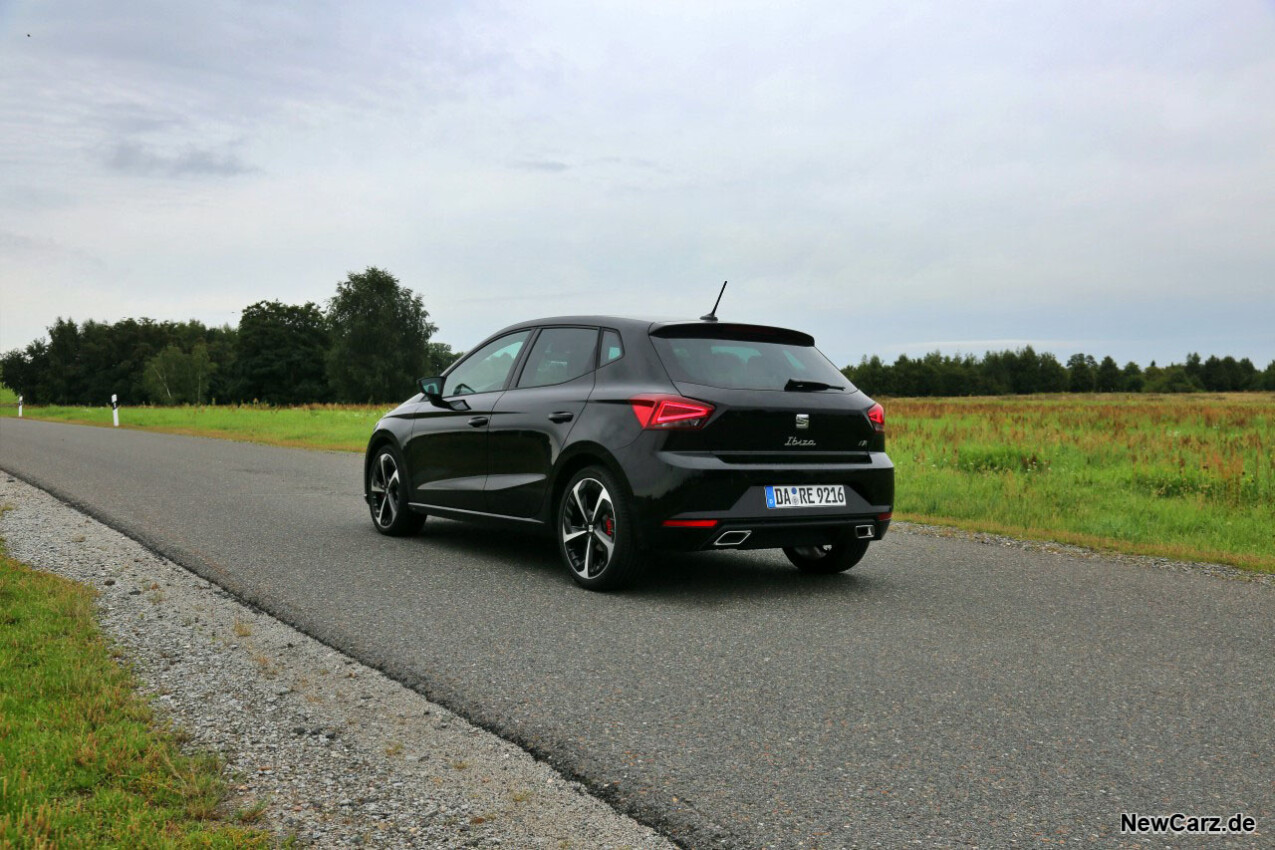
104, 141, 256, 177
511, 159, 570, 172
0, 229, 104, 270
0, 184, 74, 212
2, 1, 1273, 368
886, 339, 1097, 357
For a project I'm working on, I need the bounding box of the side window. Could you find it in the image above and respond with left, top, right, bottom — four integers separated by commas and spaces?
600, 329, 624, 365
444, 331, 530, 396
516, 327, 599, 389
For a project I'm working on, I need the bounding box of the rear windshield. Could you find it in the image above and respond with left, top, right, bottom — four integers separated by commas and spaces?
650, 332, 856, 392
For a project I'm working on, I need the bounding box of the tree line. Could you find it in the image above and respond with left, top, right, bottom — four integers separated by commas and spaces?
841, 348, 1275, 396
1, 267, 462, 406
6, 274, 1274, 404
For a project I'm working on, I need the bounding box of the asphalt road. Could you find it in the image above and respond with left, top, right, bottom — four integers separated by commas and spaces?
2, 417, 1272, 848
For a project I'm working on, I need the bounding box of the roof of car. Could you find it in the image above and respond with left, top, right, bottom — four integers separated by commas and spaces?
498, 315, 681, 333
496, 316, 809, 338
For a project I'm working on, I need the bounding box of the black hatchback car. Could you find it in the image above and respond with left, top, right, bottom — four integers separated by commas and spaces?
364, 316, 894, 589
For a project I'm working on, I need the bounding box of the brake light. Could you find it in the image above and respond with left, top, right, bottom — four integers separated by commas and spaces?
630, 394, 715, 430
866, 402, 885, 433
662, 519, 720, 528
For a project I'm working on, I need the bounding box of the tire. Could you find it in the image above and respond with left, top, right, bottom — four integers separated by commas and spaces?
366, 443, 425, 537
557, 466, 642, 591
783, 537, 870, 574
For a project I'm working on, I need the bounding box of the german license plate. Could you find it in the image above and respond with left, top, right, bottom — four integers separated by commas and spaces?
765, 484, 846, 509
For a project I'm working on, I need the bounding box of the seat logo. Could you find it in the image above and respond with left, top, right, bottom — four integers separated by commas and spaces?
795, 413, 810, 430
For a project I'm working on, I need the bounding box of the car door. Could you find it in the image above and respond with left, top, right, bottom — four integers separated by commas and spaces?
404, 330, 531, 513
485, 326, 600, 518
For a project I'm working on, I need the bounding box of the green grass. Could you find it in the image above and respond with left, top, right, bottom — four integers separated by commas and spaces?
888, 394, 1275, 573
1, 403, 384, 452
6, 394, 1274, 572
0, 385, 16, 405
0, 539, 271, 848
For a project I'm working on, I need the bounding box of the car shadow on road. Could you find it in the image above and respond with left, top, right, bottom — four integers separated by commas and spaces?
630, 549, 879, 604
414, 519, 883, 603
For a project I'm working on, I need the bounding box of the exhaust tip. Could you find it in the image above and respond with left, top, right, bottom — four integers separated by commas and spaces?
714, 530, 752, 547
855, 524, 875, 539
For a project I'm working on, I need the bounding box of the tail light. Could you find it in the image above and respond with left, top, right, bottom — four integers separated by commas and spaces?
630, 394, 715, 430
866, 402, 885, 433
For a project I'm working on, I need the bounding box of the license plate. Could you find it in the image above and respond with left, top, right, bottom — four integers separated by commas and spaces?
765, 484, 846, 509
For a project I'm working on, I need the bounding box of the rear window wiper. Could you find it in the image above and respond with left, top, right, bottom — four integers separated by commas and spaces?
784, 379, 844, 392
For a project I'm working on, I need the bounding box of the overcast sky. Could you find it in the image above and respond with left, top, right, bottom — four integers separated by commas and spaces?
3, 1, 1273, 369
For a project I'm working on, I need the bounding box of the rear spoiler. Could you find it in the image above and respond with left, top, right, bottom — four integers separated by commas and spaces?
649, 322, 815, 347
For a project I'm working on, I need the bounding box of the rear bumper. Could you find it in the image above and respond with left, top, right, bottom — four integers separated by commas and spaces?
618, 440, 894, 551
651, 514, 892, 551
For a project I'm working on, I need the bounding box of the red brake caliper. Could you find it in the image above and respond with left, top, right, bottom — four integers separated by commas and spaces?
604, 517, 615, 537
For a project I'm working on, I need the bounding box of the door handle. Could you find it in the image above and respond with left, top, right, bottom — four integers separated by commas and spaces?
467, 416, 489, 427
548, 411, 575, 423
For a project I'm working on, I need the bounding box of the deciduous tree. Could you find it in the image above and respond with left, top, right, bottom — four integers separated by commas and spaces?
1066, 353, 1098, 392
1095, 356, 1122, 392
1121, 361, 1144, 392
142, 342, 216, 404
237, 300, 329, 404
325, 267, 436, 403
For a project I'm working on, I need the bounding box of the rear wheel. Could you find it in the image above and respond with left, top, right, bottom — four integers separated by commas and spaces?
784, 538, 870, 574
558, 466, 641, 591
367, 444, 425, 536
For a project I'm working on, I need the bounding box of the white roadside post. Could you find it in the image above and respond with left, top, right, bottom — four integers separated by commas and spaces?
16, 394, 21, 418
111, 393, 119, 427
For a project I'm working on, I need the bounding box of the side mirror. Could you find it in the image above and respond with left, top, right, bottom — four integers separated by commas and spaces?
418, 376, 447, 406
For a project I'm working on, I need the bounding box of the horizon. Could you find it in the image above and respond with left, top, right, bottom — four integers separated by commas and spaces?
4, 307, 1272, 374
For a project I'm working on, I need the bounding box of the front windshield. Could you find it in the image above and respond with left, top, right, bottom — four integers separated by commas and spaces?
651, 335, 855, 392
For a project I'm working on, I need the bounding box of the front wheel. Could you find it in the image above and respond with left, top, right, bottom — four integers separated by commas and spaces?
366, 444, 425, 537
783, 538, 870, 574
557, 466, 642, 591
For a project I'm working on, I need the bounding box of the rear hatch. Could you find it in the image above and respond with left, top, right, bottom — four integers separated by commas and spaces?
648, 323, 880, 460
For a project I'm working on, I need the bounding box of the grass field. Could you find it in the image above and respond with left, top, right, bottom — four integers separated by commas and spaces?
4, 394, 1273, 572
1, 402, 386, 452
887, 394, 1275, 572
0, 540, 270, 847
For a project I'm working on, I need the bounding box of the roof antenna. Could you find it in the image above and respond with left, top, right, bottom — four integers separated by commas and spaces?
700, 280, 727, 322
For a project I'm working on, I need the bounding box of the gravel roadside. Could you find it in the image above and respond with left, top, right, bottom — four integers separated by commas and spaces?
0, 474, 678, 850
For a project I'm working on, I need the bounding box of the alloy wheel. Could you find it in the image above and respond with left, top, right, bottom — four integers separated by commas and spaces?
369, 451, 401, 529
561, 477, 617, 580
